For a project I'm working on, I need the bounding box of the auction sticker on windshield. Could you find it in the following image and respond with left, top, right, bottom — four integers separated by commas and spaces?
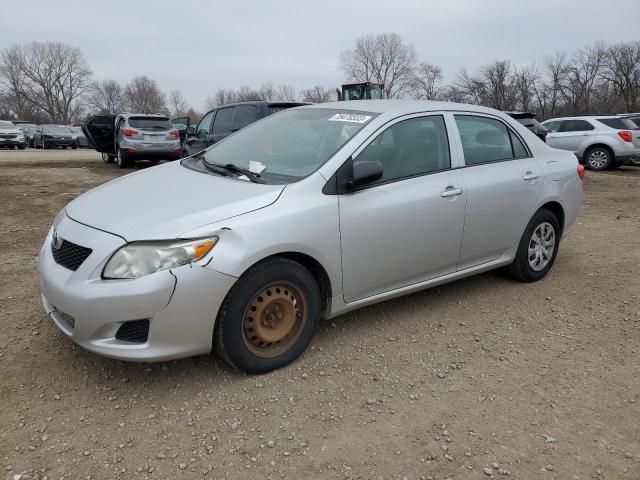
328, 113, 372, 123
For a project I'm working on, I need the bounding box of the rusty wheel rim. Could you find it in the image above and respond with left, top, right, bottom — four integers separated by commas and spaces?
242, 282, 307, 358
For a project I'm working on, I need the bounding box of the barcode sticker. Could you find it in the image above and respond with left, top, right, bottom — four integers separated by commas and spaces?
328, 113, 372, 123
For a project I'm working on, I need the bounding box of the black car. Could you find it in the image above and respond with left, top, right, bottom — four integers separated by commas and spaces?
180, 100, 309, 157
33, 124, 79, 149
505, 112, 548, 142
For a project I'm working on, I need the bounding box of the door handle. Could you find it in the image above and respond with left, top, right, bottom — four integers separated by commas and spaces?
440, 187, 463, 198
523, 171, 539, 181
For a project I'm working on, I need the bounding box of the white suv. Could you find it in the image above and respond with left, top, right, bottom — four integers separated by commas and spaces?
541, 116, 640, 170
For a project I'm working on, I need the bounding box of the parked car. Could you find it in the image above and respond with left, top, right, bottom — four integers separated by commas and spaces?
17, 124, 38, 147
83, 113, 181, 168
181, 100, 309, 157
40, 100, 583, 373
67, 126, 89, 148
505, 112, 548, 142
541, 116, 640, 170
0, 120, 26, 149
33, 124, 79, 149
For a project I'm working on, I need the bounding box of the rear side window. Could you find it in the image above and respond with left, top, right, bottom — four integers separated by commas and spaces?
233, 105, 259, 130
559, 120, 594, 132
455, 115, 528, 166
356, 115, 450, 184
128, 117, 172, 130
597, 118, 638, 130
212, 107, 236, 133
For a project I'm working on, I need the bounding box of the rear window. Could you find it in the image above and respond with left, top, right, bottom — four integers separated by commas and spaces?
128, 117, 172, 130
515, 117, 543, 129
597, 118, 638, 130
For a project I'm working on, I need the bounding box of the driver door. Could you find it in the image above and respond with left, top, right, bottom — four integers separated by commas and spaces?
83, 115, 116, 153
170, 116, 190, 146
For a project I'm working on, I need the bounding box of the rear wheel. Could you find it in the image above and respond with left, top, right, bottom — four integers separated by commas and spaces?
584, 147, 613, 171
215, 258, 321, 373
116, 146, 130, 168
507, 209, 560, 282
41, 139, 48, 149
18, 144, 25, 150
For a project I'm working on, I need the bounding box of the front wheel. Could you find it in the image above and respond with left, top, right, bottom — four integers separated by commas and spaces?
215, 258, 321, 373
630, 157, 640, 167
101, 152, 114, 164
507, 209, 561, 282
584, 147, 613, 171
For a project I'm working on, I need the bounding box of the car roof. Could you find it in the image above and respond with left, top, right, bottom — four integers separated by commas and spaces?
301, 99, 510, 117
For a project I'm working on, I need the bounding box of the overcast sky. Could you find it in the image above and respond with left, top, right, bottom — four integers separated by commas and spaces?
1, 0, 639, 110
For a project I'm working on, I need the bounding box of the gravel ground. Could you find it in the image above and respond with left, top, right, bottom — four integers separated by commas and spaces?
0, 148, 639, 480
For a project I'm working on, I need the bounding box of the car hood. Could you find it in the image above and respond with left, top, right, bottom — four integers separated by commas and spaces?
65, 161, 285, 240
0, 128, 20, 134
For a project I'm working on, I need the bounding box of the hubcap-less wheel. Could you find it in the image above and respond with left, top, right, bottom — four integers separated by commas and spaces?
242, 283, 307, 358
631, 157, 640, 167
528, 222, 555, 272
587, 150, 608, 169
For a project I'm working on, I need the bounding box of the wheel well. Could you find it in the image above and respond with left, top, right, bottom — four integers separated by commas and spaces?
582, 143, 614, 161
539, 201, 565, 234
253, 252, 333, 313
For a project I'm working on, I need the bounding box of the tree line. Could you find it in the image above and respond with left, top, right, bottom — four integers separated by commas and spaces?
1, 35, 639, 125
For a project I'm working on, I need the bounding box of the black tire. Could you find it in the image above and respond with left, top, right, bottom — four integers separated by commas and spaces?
584, 146, 613, 171
101, 152, 114, 164
631, 157, 640, 167
215, 258, 321, 374
72, 145, 77, 150
18, 144, 26, 150
507, 209, 561, 283
42, 139, 48, 149
116, 146, 130, 168
61, 146, 67, 149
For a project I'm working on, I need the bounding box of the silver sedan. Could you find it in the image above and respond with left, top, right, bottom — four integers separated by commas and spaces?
38, 100, 583, 373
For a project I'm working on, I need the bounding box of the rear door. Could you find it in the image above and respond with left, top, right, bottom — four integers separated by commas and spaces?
453, 114, 544, 270
83, 115, 116, 153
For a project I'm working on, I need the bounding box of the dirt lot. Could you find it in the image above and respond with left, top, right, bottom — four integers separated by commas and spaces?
0, 148, 639, 480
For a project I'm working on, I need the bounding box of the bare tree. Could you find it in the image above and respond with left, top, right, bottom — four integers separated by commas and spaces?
276, 84, 297, 101
602, 41, 640, 112
0, 41, 92, 123
512, 64, 538, 112
123, 76, 167, 114
340, 33, 416, 98
559, 42, 606, 114
168, 89, 191, 117
410, 63, 443, 100
258, 82, 277, 100
88, 79, 123, 114
300, 85, 335, 103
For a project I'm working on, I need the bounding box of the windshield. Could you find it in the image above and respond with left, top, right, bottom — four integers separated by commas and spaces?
44, 125, 70, 133
0, 121, 17, 129
197, 108, 378, 183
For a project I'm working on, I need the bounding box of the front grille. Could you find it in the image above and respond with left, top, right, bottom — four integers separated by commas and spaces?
115, 320, 150, 343
0, 133, 17, 139
51, 240, 92, 271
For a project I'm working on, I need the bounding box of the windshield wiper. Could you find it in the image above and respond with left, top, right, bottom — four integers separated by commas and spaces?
216, 163, 266, 183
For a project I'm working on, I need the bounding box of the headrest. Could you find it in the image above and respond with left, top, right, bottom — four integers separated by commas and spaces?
476, 129, 509, 146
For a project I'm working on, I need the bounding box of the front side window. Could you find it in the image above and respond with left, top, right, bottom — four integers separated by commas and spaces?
455, 115, 527, 166
195, 108, 377, 183
234, 105, 259, 130
197, 110, 215, 137
212, 107, 236, 133
543, 120, 561, 133
355, 115, 450, 184
559, 120, 594, 132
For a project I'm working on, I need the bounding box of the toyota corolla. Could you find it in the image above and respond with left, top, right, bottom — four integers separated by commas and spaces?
38, 100, 583, 373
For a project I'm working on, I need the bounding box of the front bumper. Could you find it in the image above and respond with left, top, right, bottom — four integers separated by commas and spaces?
37, 214, 237, 361
0, 138, 25, 147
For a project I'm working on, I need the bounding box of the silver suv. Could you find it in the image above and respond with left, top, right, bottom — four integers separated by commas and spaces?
541, 115, 640, 170
83, 113, 181, 168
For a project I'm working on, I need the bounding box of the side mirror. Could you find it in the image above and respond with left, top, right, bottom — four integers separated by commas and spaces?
186, 126, 195, 136
348, 160, 383, 189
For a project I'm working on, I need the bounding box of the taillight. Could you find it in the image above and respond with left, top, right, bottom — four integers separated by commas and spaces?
618, 130, 632, 142
122, 128, 140, 137
168, 129, 180, 138
577, 164, 586, 181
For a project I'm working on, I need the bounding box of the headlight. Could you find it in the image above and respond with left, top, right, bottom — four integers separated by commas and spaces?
103, 237, 217, 279
71, 135, 77, 140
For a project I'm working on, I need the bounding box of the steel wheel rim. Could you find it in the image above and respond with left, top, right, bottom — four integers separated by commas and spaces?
241, 282, 307, 358
588, 150, 607, 168
528, 221, 555, 272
